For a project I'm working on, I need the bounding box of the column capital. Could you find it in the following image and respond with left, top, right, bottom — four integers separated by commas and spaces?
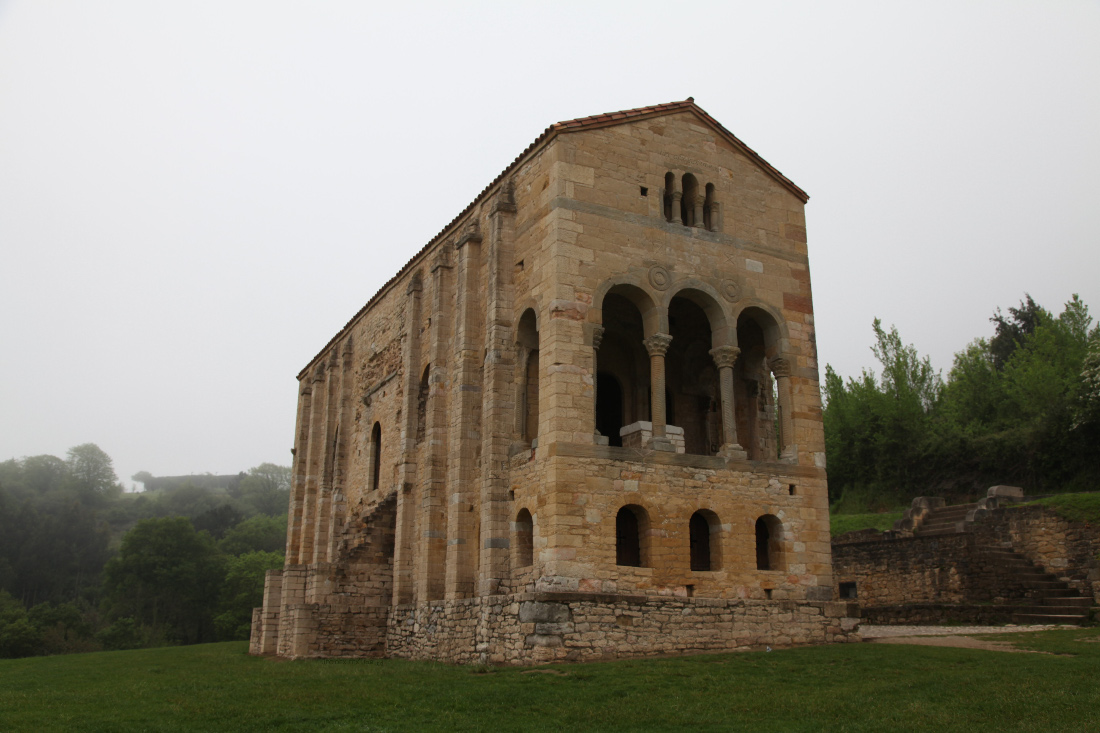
643, 333, 673, 357
709, 345, 741, 370
769, 356, 793, 377
592, 325, 606, 350
406, 274, 423, 294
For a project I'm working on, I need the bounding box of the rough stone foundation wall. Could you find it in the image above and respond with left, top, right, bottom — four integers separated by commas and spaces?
832, 534, 1056, 607
978, 505, 1100, 602
386, 593, 859, 665
832, 504, 1100, 617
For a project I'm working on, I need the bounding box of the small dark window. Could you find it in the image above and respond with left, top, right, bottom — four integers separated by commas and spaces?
764, 588, 773, 600
616, 506, 642, 567
369, 422, 382, 492
689, 512, 712, 571
756, 515, 782, 572
514, 509, 533, 568
839, 582, 857, 599
788, 484, 796, 496
640, 186, 648, 196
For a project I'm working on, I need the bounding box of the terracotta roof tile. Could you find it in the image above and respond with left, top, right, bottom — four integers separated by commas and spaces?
298, 98, 807, 378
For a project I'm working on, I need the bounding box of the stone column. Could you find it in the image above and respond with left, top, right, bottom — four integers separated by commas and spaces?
287, 382, 312, 564
770, 356, 797, 461
592, 325, 605, 443
479, 182, 518, 597
710, 345, 747, 460
669, 180, 683, 225
693, 198, 705, 230
299, 363, 327, 565
394, 276, 422, 605
446, 219, 483, 600
643, 333, 673, 447
417, 245, 452, 603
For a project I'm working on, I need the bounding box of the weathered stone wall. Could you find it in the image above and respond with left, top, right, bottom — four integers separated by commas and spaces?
832, 504, 1099, 616
386, 592, 859, 665
832, 534, 1056, 607
978, 505, 1100, 602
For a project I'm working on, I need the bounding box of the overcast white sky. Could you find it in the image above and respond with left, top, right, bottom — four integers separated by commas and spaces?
2, 1, 1097, 489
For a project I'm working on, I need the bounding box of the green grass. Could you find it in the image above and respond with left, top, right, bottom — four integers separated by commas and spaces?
3, 631, 1100, 732
1022, 492, 1100, 525
830, 511, 904, 537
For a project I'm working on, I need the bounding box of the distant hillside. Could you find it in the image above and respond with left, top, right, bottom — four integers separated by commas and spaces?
140, 473, 245, 493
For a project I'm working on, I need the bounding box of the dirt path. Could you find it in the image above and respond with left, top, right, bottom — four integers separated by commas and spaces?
860, 624, 1075, 653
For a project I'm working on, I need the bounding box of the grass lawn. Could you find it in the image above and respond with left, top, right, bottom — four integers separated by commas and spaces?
831, 511, 904, 537
1023, 492, 1100, 525
2, 629, 1099, 732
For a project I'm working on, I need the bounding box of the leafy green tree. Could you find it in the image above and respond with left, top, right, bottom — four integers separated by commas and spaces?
0, 590, 41, 658
102, 518, 226, 645
66, 443, 121, 499
219, 514, 288, 555
214, 551, 284, 640
235, 463, 291, 516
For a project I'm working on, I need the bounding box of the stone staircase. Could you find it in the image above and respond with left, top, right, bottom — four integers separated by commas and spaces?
912, 503, 979, 537
906, 498, 1092, 625
979, 545, 1093, 625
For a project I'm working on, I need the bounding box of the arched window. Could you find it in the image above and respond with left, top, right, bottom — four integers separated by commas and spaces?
681, 173, 699, 227
703, 183, 717, 231
416, 365, 429, 445
689, 510, 719, 571
514, 508, 533, 568
755, 515, 783, 571
663, 171, 676, 222
516, 308, 540, 444
369, 422, 382, 492
616, 504, 648, 567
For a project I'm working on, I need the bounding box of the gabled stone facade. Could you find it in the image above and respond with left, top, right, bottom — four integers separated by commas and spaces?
250, 99, 859, 663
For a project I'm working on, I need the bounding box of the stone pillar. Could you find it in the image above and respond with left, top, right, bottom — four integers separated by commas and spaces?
592, 325, 605, 443
693, 198, 705, 229
417, 245, 452, 603
299, 363, 327, 565
313, 350, 340, 566
287, 382, 312, 563
770, 356, 797, 461
325, 337, 354, 563
710, 345, 748, 460
643, 333, 673, 448
480, 182, 518, 597
394, 275, 422, 606
446, 219, 483, 600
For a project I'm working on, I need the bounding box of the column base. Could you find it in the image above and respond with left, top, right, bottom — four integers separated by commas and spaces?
718, 443, 748, 460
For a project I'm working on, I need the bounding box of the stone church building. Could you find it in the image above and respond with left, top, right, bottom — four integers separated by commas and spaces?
250, 99, 859, 663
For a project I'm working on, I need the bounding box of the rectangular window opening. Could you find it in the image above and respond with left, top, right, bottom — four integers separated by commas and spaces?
640, 186, 648, 196
685, 584, 695, 598
839, 581, 857, 599
764, 588, 773, 600
788, 484, 796, 496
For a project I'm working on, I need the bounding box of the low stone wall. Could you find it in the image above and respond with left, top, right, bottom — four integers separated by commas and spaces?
861, 603, 1022, 626
831, 503, 1099, 623
978, 505, 1100, 602
832, 534, 1050, 607
386, 593, 860, 665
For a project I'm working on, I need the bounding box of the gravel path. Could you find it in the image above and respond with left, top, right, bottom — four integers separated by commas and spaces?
860, 624, 1074, 639
859, 624, 1078, 652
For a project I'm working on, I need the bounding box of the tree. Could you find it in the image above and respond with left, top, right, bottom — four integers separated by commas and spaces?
102, 518, 226, 645
219, 514, 288, 555
66, 444, 120, 497
235, 463, 292, 516
214, 551, 284, 640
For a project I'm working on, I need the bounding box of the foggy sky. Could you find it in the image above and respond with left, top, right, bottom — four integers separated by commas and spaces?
2, 1, 1098, 489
